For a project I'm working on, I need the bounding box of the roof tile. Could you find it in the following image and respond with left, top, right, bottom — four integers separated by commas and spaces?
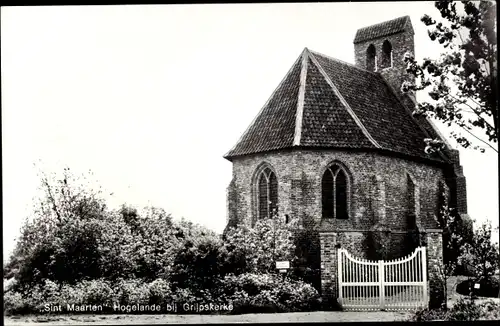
224, 48, 445, 163
310, 50, 441, 161
353, 16, 411, 44
224, 55, 301, 158
301, 58, 374, 148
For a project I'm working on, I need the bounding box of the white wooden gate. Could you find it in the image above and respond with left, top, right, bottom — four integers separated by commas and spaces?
337, 246, 428, 311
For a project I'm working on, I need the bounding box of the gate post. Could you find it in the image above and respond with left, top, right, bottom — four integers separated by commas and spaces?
426, 230, 446, 309
320, 232, 338, 308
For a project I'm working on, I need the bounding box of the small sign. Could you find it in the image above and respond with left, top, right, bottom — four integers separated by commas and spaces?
474, 283, 480, 289
276, 261, 290, 269
279, 269, 287, 273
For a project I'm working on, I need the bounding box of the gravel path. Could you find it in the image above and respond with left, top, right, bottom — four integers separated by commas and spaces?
4, 311, 411, 325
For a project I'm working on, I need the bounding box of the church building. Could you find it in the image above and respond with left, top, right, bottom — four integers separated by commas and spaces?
223, 16, 468, 309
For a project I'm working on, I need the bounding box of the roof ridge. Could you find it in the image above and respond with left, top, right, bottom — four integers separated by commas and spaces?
293, 48, 309, 146
309, 50, 378, 75
308, 51, 382, 149
224, 50, 303, 159
357, 15, 410, 31
354, 16, 412, 44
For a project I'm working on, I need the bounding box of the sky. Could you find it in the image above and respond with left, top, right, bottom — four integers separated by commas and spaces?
2, 2, 498, 260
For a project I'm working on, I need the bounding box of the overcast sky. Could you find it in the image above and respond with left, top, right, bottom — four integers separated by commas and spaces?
2, 2, 498, 259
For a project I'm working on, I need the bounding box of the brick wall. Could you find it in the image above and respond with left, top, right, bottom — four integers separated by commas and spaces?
445, 149, 468, 214
227, 149, 445, 232
426, 231, 446, 309
320, 232, 338, 305
354, 30, 415, 99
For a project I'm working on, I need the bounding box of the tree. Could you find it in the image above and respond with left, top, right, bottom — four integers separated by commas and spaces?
431, 191, 472, 308
459, 220, 500, 284
221, 212, 300, 275
402, 0, 497, 153
3, 167, 122, 289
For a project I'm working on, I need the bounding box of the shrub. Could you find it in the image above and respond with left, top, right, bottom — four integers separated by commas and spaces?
222, 216, 300, 275
290, 215, 321, 291
407, 298, 500, 321
114, 278, 150, 306
407, 307, 449, 322
170, 236, 223, 292
479, 300, 500, 320
3, 291, 28, 315
456, 277, 500, 298
3, 278, 180, 315
459, 220, 500, 283
75, 279, 116, 307
447, 297, 482, 321
147, 278, 172, 306
219, 272, 321, 314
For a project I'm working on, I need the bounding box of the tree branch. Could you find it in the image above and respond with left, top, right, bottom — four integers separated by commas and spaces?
41, 173, 62, 222
457, 124, 498, 153
447, 93, 495, 130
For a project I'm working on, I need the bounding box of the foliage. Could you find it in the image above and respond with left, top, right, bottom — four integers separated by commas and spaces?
290, 215, 321, 291
221, 214, 300, 274
458, 220, 500, 283
3, 278, 177, 315
432, 190, 474, 282
402, 0, 498, 153
366, 225, 393, 261
4, 167, 217, 291
169, 236, 223, 292
407, 297, 500, 321
220, 273, 321, 314
170, 213, 302, 294
4, 168, 324, 316
456, 276, 500, 298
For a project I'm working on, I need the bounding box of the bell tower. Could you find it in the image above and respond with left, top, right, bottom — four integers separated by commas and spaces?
353, 16, 415, 108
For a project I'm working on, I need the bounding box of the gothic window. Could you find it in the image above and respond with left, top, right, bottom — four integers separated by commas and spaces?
381, 40, 393, 69
256, 166, 278, 219
366, 44, 376, 72
322, 164, 350, 219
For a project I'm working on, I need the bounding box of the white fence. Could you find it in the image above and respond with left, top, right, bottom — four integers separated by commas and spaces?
337, 246, 428, 311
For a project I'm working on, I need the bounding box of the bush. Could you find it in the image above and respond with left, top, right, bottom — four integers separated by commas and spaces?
114, 278, 150, 306
479, 300, 500, 320
458, 220, 500, 282
290, 216, 321, 291
407, 307, 448, 322
3, 291, 29, 315
447, 297, 482, 321
407, 298, 500, 321
456, 277, 500, 298
222, 217, 299, 275
219, 272, 321, 314
170, 236, 223, 292
147, 278, 172, 306
3, 278, 179, 315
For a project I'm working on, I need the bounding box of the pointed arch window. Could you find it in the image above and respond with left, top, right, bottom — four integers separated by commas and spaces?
257, 167, 278, 219
366, 44, 376, 72
382, 40, 393, 69
322, 164, 350, 219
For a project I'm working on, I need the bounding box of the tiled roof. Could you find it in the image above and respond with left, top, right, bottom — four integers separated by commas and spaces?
224, 55, 302, 157
300, 58, 374, 148
353, 16, 411, 44
224, 48, 445, 163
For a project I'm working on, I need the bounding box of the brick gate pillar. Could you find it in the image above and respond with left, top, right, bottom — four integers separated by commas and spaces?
320, 232, 338, 308
426, 230, 446, 309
